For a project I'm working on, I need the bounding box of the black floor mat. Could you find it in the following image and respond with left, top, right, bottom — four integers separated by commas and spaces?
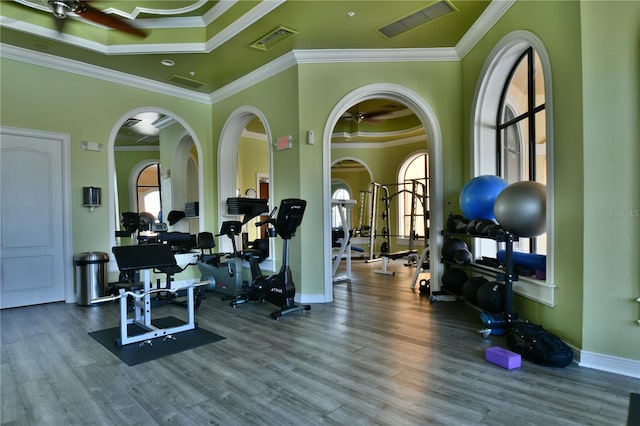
89, 316, 224, 366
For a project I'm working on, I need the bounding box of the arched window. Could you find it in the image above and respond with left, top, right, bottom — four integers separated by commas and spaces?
497, 46, 546, 255
397, 152, 429, 240
500, 105, 522, 183
472, 32, 554, 305
331, 187, 350, 228
136, 163, 162, 220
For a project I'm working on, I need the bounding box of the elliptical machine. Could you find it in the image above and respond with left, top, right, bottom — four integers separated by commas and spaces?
229, 198, 311, 319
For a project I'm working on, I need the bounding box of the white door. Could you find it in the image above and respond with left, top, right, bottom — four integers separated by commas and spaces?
1, 130, 67, 308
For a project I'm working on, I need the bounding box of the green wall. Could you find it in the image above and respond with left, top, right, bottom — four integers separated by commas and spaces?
210, 67, 305, 286
461, 0, 585, 348
0, 57, 213, 256
300, 60, 464, 208
460, 0, 639, 361
210, 60, 461, 297
579, 1, 640, 359
295, 61, 462, 296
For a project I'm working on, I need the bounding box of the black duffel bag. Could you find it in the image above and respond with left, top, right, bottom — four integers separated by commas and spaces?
507, 322, 573, 367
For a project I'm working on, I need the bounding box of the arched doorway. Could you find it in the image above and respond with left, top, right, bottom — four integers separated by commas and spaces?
322, 84, 444, 302
107, 108, 204, 253
330, 157, 374, 254
217, 106, 273, 268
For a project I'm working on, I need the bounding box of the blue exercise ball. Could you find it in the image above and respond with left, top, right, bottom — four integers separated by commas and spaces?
493, 181, 546, 237
459, 175, 508, 220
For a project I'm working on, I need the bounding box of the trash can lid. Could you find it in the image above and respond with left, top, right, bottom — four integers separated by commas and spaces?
74, 252, 109, 261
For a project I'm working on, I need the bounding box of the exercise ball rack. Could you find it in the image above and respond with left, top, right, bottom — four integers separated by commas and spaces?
437, 226, 518, 337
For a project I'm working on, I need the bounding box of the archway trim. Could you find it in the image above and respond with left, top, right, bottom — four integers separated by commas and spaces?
322, 83, 444, 302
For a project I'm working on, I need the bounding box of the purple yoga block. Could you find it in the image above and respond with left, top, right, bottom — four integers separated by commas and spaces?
485, 346, 521, 369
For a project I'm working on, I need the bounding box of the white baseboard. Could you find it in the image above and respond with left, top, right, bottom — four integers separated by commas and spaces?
579, 350, 640, 378
298, 293, 330, 304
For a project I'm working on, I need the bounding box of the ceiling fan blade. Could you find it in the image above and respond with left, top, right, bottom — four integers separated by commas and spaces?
75, 2, 146, 38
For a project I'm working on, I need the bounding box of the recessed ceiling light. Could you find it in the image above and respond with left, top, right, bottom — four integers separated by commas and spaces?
161, 59, 175, 67
347, 11, 356, 17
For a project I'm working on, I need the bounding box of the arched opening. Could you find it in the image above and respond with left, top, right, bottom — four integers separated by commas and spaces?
218, 106, 273, 268
132, 161, 161, 220
330, 158, 374, 261
323, 84, 444, 302
331, 157, 373, 233
107, 108, 204, 257
171, 134, 200, 234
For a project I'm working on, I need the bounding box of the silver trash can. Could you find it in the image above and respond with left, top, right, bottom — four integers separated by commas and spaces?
75, 252, 109, 306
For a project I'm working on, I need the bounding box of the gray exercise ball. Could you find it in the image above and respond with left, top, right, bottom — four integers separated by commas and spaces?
493, 181, 546, 237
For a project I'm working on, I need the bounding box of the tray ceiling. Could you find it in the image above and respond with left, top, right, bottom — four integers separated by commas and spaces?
1, 0, 493, 94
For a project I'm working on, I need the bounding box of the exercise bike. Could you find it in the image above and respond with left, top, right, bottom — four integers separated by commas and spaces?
197, 197, 270, 298
228, 198, 311, 319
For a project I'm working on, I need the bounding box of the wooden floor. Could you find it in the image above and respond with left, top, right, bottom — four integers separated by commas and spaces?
1, 260, 638, 425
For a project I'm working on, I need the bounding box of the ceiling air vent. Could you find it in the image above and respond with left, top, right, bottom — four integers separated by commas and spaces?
168, 74, 205, 89
250, 26, 297, 51
377, 0, 457, 39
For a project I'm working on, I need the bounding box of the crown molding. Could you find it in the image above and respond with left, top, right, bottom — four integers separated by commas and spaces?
333, 125, 425, 141
203, 0, 238, 24
209, 51, 298, 103
331, 134, 426, 150
0, 43, 212, 105
104, 0, 210, 20
2, 0, 511, 106
210, 1, 513, 102
241, 129, 269, 141
456, 0, 516, 59
294, 48, 460, 64
2, 1, 283, 55
115, 145, 160, 152
205, 0, 285, 52
209, 47, 462, 103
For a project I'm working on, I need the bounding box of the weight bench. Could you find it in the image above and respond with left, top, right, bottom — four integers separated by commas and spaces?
92, 244, 208, 346
374, 250, 417, 276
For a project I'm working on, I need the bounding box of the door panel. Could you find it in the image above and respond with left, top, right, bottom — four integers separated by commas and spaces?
1, 132, 66, 308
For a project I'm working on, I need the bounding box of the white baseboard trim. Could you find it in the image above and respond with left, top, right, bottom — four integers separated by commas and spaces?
579, 350, 640, 378
298, 293, 331, 304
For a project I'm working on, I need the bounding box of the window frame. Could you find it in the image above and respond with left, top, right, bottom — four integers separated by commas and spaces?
470, 31, 555, 307
128, 159, 161, 219
496, 46, 546, 255
396, 151, 429, 242
331, 186, 351, 229
136, 162, 162, 218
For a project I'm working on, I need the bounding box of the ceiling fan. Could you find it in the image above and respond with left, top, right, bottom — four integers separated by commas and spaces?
37, 1, 146, 37
341, 102, 404, 125
341, 104, 398, 137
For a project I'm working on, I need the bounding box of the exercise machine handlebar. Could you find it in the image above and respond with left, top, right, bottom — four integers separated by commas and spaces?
255, 207, 277, 227
90, 280, 210, 304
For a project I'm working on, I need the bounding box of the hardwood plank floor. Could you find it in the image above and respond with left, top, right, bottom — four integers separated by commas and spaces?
1, 260, 638, 425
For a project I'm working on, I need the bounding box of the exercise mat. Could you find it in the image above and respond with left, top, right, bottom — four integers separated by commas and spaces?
89, 316, 224, 366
